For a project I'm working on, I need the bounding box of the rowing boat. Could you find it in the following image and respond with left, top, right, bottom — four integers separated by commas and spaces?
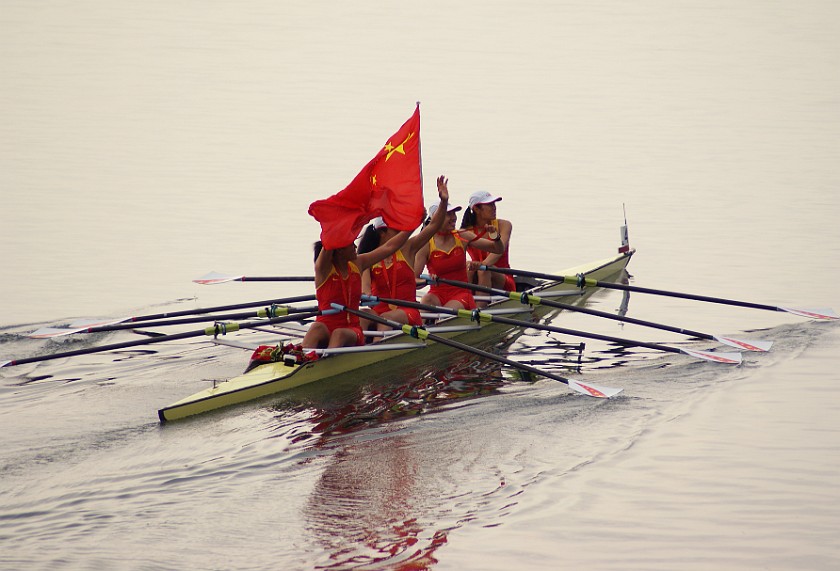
157, 248, 635, 422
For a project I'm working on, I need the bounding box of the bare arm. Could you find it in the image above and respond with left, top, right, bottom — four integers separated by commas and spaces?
413, 241, 431, 278
313, 247, 335, 287
405, 175, 450, 259
356, 230, 410, 272
476, 219, 512, 266
361, 268, 372, 296
460, 224, 505, 255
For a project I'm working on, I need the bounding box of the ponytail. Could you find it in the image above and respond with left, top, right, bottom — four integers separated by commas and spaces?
357, 224, 382, 255
460, 207, 477, 229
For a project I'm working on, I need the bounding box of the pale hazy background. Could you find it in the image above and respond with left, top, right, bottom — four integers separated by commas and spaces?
2, 1, 839, 569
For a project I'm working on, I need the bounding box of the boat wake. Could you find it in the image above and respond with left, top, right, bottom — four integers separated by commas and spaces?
0, 300, 835, 570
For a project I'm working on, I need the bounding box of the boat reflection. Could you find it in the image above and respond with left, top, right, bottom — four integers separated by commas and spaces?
280, 276, 636, 569
285, 353, 500, 569
281, 350, 509, 444
303, 433, 450, 570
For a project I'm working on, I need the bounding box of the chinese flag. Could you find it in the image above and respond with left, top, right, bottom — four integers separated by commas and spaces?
308, 104, 424, 249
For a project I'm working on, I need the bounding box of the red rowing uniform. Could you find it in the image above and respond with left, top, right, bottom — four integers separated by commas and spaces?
427, 232, 476, 309
370, 251, 422, 325
466, 223, 515, 291
315, 262, 364, 345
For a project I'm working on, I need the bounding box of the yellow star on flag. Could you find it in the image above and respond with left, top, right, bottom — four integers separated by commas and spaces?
384, 131, 414, 161
308, 104, 423, 249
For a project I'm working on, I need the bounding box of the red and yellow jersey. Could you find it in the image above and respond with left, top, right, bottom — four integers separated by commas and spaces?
426, 233, 476, 309
315, 262, 362, 328
370, 251, 416, 301
464, 222, 515, 292
428, 232, 469, 282
464, 221, 510, 268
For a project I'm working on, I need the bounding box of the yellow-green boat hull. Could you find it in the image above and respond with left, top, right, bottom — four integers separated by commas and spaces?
158, 250, 633, 422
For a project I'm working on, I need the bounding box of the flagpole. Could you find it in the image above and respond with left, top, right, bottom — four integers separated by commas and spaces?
416, 101, 423, 203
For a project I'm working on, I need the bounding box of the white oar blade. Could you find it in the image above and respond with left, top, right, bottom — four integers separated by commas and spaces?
69, 317, 130, 328
28, 327, 87, 339
1, 360, 11, 368
781, 307, 839, 320
713, 336, 773, 352
30, 317, 132, 338
681, 348, 742, 365
567, 379, 623, 398
193, 271, 244, 285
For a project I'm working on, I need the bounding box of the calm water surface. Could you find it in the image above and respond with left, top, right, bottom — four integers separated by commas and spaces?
2, 2, 839, 569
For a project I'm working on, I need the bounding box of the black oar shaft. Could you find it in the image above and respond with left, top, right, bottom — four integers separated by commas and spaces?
369, 295, 681, 355
424, 277, 715, 341
525, 297, 712, 340
82, 306, 319, 333
6, 312, 319, 367
590, 281, 781, 312
336, 304, 578, 387
485, 314, 681, 355
120, 295, 317, 323
240, 276, 313, 282
9, 330, 207, 366
483, 266, 783, 312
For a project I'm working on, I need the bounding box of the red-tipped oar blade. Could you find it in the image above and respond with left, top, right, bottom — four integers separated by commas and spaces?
713, 336, 773, 352
29, 327, 87, 339
781, 307, 839, 320
193, 272, 244, 285
566, 379, 623, 398
681, 348, 742, 364
29, 317, 131, 338
69, 317, 130, 328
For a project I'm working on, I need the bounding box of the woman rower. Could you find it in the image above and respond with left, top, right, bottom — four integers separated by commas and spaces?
414, 187, 504, 312
460, 190, 515, 301
357, 176, 451, 335
302, 229, 410, 349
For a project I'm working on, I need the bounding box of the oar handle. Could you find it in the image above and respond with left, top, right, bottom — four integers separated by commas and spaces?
361, 295, 461, 317
422, 274, 499, 297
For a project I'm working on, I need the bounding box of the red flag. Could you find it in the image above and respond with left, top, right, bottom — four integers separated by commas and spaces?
308, 104, 424, 249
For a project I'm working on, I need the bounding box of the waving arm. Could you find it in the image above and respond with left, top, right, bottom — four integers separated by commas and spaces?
406, 175, 450, 257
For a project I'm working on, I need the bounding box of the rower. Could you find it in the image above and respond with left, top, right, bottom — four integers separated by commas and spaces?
413, 183, 504, 314
357, 175, 452, 336
460, 190, 515, 303
302, 230, 409, 349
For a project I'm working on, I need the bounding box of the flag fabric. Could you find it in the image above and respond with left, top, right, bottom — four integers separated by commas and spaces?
308, 104, 424, 250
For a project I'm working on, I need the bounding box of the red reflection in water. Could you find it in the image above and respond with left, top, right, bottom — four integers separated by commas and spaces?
298, 355, 505, 570
300, 356, 506, 442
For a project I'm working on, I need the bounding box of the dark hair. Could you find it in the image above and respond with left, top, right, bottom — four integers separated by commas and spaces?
460, 207, 477, 229
357, 224, 382, 255
312, 241, 323, 262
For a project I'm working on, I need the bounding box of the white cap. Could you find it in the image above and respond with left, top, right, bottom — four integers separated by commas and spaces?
357, 216, 388, 239
428, 203, 462, 218
468, 190, 502, 208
